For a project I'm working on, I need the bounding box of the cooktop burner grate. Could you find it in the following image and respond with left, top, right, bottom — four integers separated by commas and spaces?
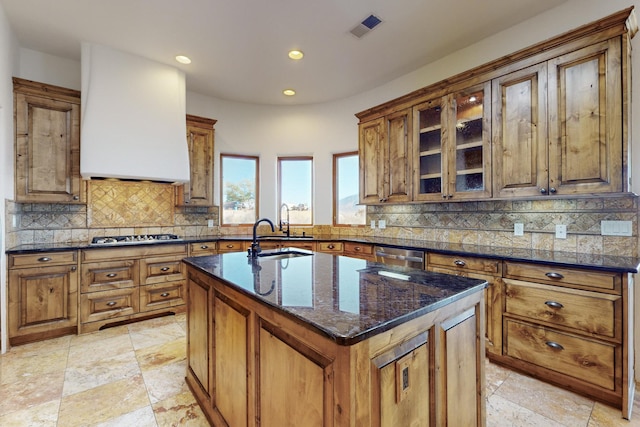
90, 234, 182, 246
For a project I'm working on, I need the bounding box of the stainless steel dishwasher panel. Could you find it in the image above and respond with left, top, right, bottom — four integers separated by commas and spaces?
374, 246, 424, 269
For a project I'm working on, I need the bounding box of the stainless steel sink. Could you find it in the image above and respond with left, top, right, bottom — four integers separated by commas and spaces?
257, 249, 313, 260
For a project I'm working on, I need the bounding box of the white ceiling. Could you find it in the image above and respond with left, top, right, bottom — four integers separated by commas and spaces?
2, 0, 568, 105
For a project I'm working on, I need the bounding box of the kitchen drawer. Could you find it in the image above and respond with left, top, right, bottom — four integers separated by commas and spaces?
427, 252, 500, 274
317, 241, 343, 253
343, 242, 373, 259
504, 279, 620, 339
140, 255, 186, 285
505, 319, 616, 390
504, 261, 620, 292
10, 251, 77, 268
140, 281, 185, 312
80, 287, 139, 323
81, 260, 138, 293
287, 241, 315, 251
190, 241, 217, 256
217, 241, 247, 253
81, 244, 188, 262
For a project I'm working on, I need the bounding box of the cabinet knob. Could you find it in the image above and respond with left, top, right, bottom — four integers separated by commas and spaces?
540, 188, 547, 194
160, 292, 170, 297
72, 195, 79, 200
160, 267, 170, 272
354, 246, 361, 252
379, 197, 388, 202
545, 341, 564, 351
545, 272, 564, 280
200, 245, 209, 249
37, 257, 51, 262
106, 273, 117, 278
226, 244, 234, 248
70, 266, 77, 272
549, 187, 557, 193
544, 300, 564, 309
454, 259, 466, 267
327, 244, 335, 249
106, 301, 117, 307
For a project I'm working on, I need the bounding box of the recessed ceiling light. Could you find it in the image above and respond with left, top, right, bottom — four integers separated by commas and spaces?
175, 55, 191, 64
283, 89, 296, 96
288, 50, 304, 60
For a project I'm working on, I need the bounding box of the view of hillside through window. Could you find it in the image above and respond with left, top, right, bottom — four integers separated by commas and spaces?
221, 154, 258, 225
335, 152, 366, 225
279, 157, 313, 225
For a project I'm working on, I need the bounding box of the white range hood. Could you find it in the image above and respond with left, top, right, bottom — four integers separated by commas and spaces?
80, 43, 189, 183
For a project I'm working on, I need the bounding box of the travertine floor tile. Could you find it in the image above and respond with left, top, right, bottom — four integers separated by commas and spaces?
0, 399, 60, 427
129, 322, 186, 351
0, 370, 65, 416
136, 336, 187, 372
63, 350, 141, 396
152, 390, 209, 426
67, 333, 134, 366
142, 359, 190, 404
487, 393, 565, 426
0, 346, 68, 385
94, 405, 159, 427
485, 359, 511, 397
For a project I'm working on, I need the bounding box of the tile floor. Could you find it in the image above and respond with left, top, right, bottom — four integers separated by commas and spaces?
0, 313, 638, 426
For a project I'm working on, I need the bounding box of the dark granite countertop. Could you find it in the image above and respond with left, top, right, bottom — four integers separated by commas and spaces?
7, 234, 639, 273
183, 249, 487, 345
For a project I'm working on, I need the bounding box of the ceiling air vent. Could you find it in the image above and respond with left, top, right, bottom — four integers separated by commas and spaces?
350, 14, 382, 38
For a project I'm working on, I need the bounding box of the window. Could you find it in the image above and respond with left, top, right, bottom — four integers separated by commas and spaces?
278, 157, 313, 225
333, 152, 366, 226
220, 154, 259, 225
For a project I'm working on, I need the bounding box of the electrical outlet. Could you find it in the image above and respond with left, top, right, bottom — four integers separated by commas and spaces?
207, 219, 214, 228
514, 223, 524, 236
378, 220, 386, 229
556, 224, 567, 239
371, 220, 376, 229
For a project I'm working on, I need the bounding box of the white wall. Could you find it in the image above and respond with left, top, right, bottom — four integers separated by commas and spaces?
0, 1, 19, 353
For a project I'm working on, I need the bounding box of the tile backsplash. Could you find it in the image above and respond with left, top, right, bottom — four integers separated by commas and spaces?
5, 184, 639, 258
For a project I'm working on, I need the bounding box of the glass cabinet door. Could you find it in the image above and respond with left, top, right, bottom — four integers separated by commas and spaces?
449, 82, 491, 199
413, 98, 446, 201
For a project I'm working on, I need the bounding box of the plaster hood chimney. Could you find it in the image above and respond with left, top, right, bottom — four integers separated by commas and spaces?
80, 42, 189, 183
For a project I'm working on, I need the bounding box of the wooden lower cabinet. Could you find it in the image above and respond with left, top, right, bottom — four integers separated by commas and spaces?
217, 240, 248, 253
8, 251, 79, 345
185, 265, 485, 426
343, 242, 374, 260
189, 241, 217, 256
499, 261, 633, 419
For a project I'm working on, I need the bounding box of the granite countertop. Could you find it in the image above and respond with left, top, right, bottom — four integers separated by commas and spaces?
182, 249, 487, 345
6, 234, 639, 273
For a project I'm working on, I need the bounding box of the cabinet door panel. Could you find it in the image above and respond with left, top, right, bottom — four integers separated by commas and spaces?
548, 39, 622, 194
385, 109, 412, 203
359, 118, 385, 203
413, 98, 446, 201
187, 275, 212, 399
492, 63, 548, 197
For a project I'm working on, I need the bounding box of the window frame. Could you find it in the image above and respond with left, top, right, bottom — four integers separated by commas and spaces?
277, 156, 314, 226
219, 153, 260, 226
333, 151, 366, 227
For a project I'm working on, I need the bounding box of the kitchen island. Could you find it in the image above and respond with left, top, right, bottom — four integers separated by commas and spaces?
183, 248, 488, 426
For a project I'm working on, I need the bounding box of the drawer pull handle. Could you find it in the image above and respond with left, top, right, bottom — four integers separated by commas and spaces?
160, 292, 170, 297
328, 244, 334, 249
354, 247, 361, 252
160, 267, 170, 272
106, 301, 117, 307
545, 301, 564, 309
545, 341, 564, 351
545, 272, 564, 279
37, 257, 52, 262
200, 245, 209, 249
106, 273, 117, 278
226, 244, 234, 248
454, 260, 466, 267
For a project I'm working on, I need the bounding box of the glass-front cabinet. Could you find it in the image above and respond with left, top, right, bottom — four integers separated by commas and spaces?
413, 82, 491, 201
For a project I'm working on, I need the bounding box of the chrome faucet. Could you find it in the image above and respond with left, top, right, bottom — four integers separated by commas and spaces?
249, 218, 275, 257
279, 203, 290, 237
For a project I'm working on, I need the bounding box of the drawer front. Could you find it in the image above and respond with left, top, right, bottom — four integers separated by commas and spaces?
504, 279, 619, 338
140, 255, 186, 285
343, 242, 373, 256
81, 260, 138, 293
10, 251, 77, 268
287, 241, 315, 251
217, 241, 247, 253
80, 288, 139, 323
189, 241, 217, 256
81, 244, 188, 262
317, 242, 343, 253
140, 281, 185, 312
428, 252, 499, 274
504, 262, 619, 292
505, 319, 616, 390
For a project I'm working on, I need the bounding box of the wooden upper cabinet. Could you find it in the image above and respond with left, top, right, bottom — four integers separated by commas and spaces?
414, 82, 491, 201
359, 109, 412, 204
13, 78, 84, 203
177, 114, 216, 206
494, 38, 624, 197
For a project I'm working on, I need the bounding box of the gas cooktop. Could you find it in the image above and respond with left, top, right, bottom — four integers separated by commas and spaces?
90, 234, 182, 246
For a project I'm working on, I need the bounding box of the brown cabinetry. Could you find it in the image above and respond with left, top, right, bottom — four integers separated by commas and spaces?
13, 78, 84, 203
493, 38, 624, 197
316, 241, 343, 254
189, 241, 217, 256
343, 241, 374, 260
216, 240, 247, 253
501, 261, 632, 419
8, 251, 79, 345
176, 115, 216, 206
79, 244, 187, 332
427, 252, 503, 356
359, 108, 412, 204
